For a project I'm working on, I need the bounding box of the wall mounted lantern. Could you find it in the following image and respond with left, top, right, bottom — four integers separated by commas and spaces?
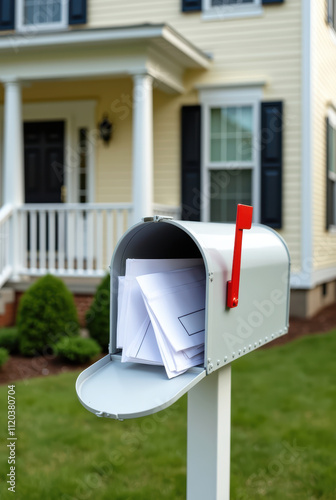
98, 114, 113, 145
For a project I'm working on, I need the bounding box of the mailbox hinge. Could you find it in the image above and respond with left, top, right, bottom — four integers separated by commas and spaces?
142, 215, 174, 223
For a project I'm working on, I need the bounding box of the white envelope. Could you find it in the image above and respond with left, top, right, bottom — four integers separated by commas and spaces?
136, 266, 206, 378
117, 259, 203, 361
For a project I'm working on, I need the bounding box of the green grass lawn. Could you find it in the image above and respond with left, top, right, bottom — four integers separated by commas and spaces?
0, 331, 336, 500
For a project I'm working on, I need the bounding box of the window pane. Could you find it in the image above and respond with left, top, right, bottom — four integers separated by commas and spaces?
226, 138, 237, 162
332, 127, 336, 175
210, 169, 252, 222
240, 106, 253, 134
211, 138, 221, 162
241, 134, 252, 161
52, 1, 61, 22
328, 123, 336, 175
209, 105, 253, 163
24, 0, 62, 25
211, 109, 221, 134
226, 107, 237, 134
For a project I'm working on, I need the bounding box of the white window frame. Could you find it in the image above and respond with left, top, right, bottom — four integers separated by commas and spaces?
199, 86, 262, 223
16, 0, 68, 33
327, 107, 336, 232
202, 0, 263, 21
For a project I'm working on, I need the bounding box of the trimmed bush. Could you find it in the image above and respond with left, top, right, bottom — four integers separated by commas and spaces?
0, 347, 9, 368
55, 337, 101, 364
17, 275, 79, 356
0, 327, 20, 354
86, 274, 110, 351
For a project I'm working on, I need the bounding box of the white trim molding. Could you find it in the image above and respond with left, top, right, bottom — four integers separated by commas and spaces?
300, 0, 313, 290
291, 265, 336, 289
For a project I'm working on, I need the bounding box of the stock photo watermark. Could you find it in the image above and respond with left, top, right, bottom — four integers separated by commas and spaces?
6, 384, 16, 493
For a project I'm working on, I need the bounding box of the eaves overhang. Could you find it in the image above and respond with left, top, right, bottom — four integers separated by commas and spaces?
0, 24, 212, 93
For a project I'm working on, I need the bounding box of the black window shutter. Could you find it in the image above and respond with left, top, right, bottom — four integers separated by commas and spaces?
326, 117, 334, 229
260, 102, 283, 229
262, 0, 284, 4
0, 0, 15, 30
182, 0, 202, 13
69, 0, 87, 25
181, 106, 201, 221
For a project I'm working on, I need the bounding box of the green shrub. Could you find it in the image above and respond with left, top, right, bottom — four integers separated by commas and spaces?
55, 337, 101, 364
0, 327, 19, 354
0, 347, 9, 368
86, 274, 110, 351
17, 275, 79, 356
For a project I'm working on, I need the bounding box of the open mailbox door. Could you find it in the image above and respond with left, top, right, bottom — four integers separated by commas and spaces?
76, 211, 290, 420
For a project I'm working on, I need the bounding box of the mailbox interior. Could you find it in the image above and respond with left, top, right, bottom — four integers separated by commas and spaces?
110, 221, 207, 356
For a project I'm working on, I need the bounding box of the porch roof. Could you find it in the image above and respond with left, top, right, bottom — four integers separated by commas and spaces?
0, 24, 212, 93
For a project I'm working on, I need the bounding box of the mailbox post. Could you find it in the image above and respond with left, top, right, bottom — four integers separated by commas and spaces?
76, 204, 291, 499
187, 364, 231, 500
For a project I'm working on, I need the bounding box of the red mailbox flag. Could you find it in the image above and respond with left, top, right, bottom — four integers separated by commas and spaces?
227, 204, 253, 308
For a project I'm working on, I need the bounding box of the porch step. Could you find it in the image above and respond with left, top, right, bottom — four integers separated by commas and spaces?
0, 287, 16, 328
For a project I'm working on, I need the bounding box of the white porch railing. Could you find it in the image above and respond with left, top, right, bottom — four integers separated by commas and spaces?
0, 205, 14, 288
17, 204, 133, 277
0, 202, 181, 286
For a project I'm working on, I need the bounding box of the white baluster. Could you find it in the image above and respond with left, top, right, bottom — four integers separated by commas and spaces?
20, 210, 27, 273
77, 210, 84, 273
39, 210, 46, 273
96, 210, 103, 272
30, 211, 37, 272
106, 210, 113, 265
87, 210, 94, 272
48, 210, 56, 272
58, 211, 65, 273
67, 210, 75, 273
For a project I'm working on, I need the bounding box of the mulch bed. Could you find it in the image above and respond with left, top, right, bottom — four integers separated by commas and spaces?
267, 302, 336, 348
0, 353, 105, 386
0, 303, 335, 385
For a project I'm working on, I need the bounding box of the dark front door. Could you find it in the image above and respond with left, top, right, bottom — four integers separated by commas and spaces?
24, 121, 65, 203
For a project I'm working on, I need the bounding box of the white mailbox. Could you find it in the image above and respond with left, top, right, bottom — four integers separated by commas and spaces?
76, 207, 290, 421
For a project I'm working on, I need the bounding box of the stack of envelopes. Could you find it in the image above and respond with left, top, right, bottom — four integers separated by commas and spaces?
117, 259, 206, 378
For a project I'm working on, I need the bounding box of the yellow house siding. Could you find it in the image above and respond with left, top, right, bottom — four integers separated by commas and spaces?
87, 0, 302, 270
153, 89, 198, 206
312, 2, 336, 271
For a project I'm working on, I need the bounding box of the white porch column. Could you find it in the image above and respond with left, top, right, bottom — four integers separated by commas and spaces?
2, 79, 24, 206
132, 74, 153, 224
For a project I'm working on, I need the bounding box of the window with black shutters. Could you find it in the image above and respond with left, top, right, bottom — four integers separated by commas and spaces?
0, 0, 87, 32
184, 90, 283, 227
